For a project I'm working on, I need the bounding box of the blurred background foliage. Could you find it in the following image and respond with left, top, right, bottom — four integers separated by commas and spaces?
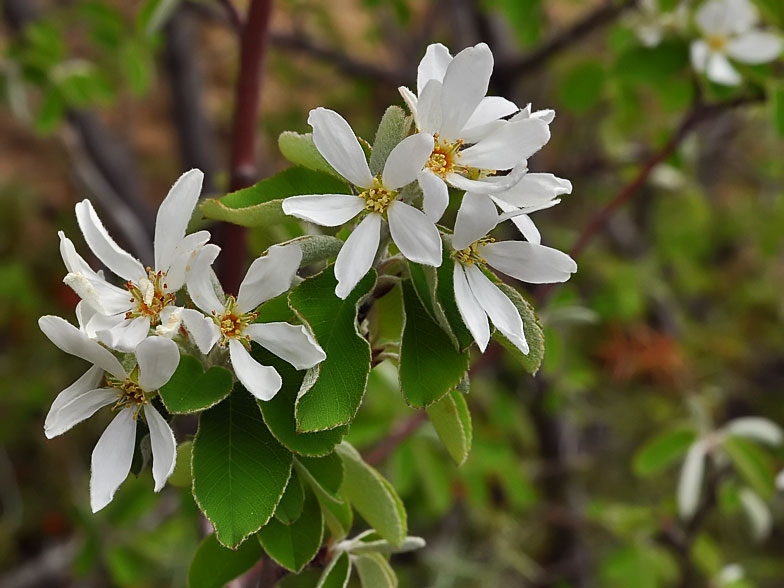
1, 0, 784, 586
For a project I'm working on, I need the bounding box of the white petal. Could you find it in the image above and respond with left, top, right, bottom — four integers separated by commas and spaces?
460, 118, 551, 170
453, 264, 490, 351
335, 213, 381, 299
229, 339, 282, 401
136, 336, 180, 391
46, 364, 104, 431
83, 312, 125, 341
246, 322, 326, 370
418, 170, 450, 222
531, 108, 556, 124
75, 200, 146, 282
59, 231, 100, 279
706, 52, 742, 85
726, 31, 783, 64
678, 440, 706, 519
178, 308, 220, 353
63, 271, 132, 317
398, 86, 418, 117
446, 171, 520, 194
493, 173, 572, 209
165, 230, 211, 292
154, 169, 204, 273
155, 306, 183, 339
452, 192, 498, 250
186, 244, 224, 315
416, 79, 443, 135
459, 119, 507, 144
75, 301, 98, 332
381, 133, 434, 190
465, 264, 528, 355
145, 404, 177, 492
90, 407, 136, 512
417, 42, 452, 93
282, 194, 365, 227
696, 0, 756, 36
45, 388, 117, 439
96, 316, 150, 353
724, 417, 784, 446
236, 244, 303, 313
511, 213, 542, 245
462, 96, 518, 132
690, 40, 710, 72
739, 488, 771, 541
439, 43, 493, 141
484, 241, 577, 284
387, 201, 442, 266
309, 107, 373, 188
39, 315, 126, 379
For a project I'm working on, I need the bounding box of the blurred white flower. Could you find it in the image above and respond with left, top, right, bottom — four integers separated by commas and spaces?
691, 0, 783, 86
39, 316, 179, 512
400, 43, 552, 221
282, 107, 442, 298
631, 0, 689, 47
186, 243, 326, 401
61, 169, 210, 351
450, 193, 576, 355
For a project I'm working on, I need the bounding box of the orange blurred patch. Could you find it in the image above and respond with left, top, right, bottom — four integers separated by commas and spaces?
596, 324, 686, 385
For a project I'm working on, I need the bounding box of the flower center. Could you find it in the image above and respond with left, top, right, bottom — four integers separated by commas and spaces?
125, 268, 175, 324
108, 377, 147, 419
426, 135, 463, 179
707, 34, 727, 51
453, 237, 495, 265
358, 176, 397, 213
214, 296, 256, 347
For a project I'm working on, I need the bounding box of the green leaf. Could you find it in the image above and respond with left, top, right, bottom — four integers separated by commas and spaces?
187, 533, 262, 588
345, 533, 426, 555
201, 167, 350, 228
192, 388, 293, 548
336, 442, 407, 546
434, 250, 475, 350
319, 493, 354, 541
723, 435, 776, 500
614, 42, 689, 85
493, 284, 545, 374
633, 427, 696, 477
120, 40, 154, 96
557, 60, 605, 114
285, 235, 344, 265
426, 389, 472, 465
294, 454, 352, 538
289, 267, 376, 432
369, 106, 411, 175
354, 553, 398, 588
257, 346, 348, 456
257, 489, 324, 573
399, 281, 470, 407
770, 81, 784, 137
296, 454, 344, 498
316, 551, 352, 588
168, 440, 192, 488
159, 355, 233, 414
278, 131, 338, 176
275, 472, 305, 524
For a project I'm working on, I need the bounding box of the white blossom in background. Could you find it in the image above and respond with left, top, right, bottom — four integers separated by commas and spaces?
450, 193, 577, 355
678, 416, 784, 519
630, 0, 690, 47
39, 316, 179, 512
399, 43, 552, 221
691, 0, 783, 86
715, 564, 746, 587
282, 107, 442, 298
60, 169, 212, 351
186, 243, 326, 401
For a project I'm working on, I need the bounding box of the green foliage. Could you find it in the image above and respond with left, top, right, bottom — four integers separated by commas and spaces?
192, 389, 293, 547
557, 60, 605, 114
336, 442, 407, 546
316, 552, 352, 588
634, 426, 697, 477
278, 132, 339, 176
399, 281, 469, 407
289, 267, 376, 432
426, 389, 472, 465
722, 436, 776, 501
354, 552, 398, 588
258, 489, 324, 573
187, 533, 262, 588
201, 167, 350, 228
275, 472, 305, 524
369, 106, 411, 175
168, 440, 192, 488
493, 284, 545, 374
159, 355, 233, 414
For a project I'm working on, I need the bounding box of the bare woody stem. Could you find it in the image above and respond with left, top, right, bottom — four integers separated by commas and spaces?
217, 0, 274, 293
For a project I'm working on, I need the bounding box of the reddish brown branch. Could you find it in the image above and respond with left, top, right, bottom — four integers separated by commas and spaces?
217, 0, 274, 293
365, 412, 428, 466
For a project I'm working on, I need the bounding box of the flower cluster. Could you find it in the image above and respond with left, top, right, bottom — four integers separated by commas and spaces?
631, 0, 782, 86
40, 42, 576, 514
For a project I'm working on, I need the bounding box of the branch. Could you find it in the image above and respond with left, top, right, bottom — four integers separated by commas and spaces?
216, 0, 275, 293
364, 411, 428, 466
495, 0, 639, 81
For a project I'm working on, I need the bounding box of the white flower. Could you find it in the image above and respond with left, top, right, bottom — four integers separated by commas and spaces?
399, 43, 552, 221
61, 169, 210, 351
691, 0, 782, 86
186, 243, 326, 401
282, 107, 442, 298
631, 0, 689, 47
450, 193, 577, 354
39, 315, 180, 512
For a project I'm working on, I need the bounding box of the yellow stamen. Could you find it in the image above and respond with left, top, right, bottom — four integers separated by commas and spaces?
453, 237, 495, 265
358, 176, 397, 214
213, 296, 256, 348
125, 269, 175, 325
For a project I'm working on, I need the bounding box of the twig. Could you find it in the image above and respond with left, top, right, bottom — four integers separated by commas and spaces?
216, 0, 275, 293
365, 412, 429, 466
218, 0, 243, 31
